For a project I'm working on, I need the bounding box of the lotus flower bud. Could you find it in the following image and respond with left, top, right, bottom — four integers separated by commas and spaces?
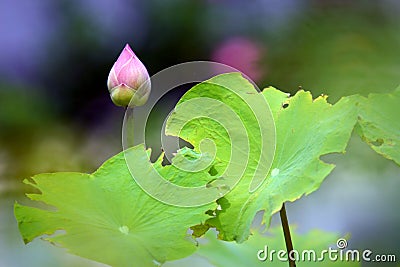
107, 44, 151, 107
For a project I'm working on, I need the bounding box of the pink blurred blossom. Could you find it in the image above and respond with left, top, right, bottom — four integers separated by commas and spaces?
211, 37, 265, 82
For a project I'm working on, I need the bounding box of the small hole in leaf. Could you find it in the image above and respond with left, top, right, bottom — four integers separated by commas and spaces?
282, 102, 289, 109
205, 210, 214, 216
206, 179, 216, 188
208, 166, 218, 176
371, 138, 384, 146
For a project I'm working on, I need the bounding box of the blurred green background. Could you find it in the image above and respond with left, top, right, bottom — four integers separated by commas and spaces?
0, 0, 399, 266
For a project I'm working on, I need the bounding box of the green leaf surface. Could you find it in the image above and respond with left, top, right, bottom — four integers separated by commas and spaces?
15, 145, 216, 267
166, 73, 275, 194
195, 227, 359, 267
354, 88, 400, 165
166, 73, 358, 242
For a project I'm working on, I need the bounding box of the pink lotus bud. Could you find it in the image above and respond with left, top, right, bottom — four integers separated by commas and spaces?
107, 44, 151, 107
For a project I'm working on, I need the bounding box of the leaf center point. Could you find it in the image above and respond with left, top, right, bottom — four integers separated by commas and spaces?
119, 225, 130, 235
271, 168, 280, 177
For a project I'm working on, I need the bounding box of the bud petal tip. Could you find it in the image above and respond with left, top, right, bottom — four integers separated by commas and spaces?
107, 44, 151, 107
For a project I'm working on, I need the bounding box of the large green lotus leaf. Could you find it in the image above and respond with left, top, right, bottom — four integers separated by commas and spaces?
195, 227, 359, 267
15, 145, 216, 267
166, 72, 275, 194
354, 88, 400, 165
166, 73, 357, 242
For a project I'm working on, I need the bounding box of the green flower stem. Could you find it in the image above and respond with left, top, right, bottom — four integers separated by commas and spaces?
280, 203, 296, 267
